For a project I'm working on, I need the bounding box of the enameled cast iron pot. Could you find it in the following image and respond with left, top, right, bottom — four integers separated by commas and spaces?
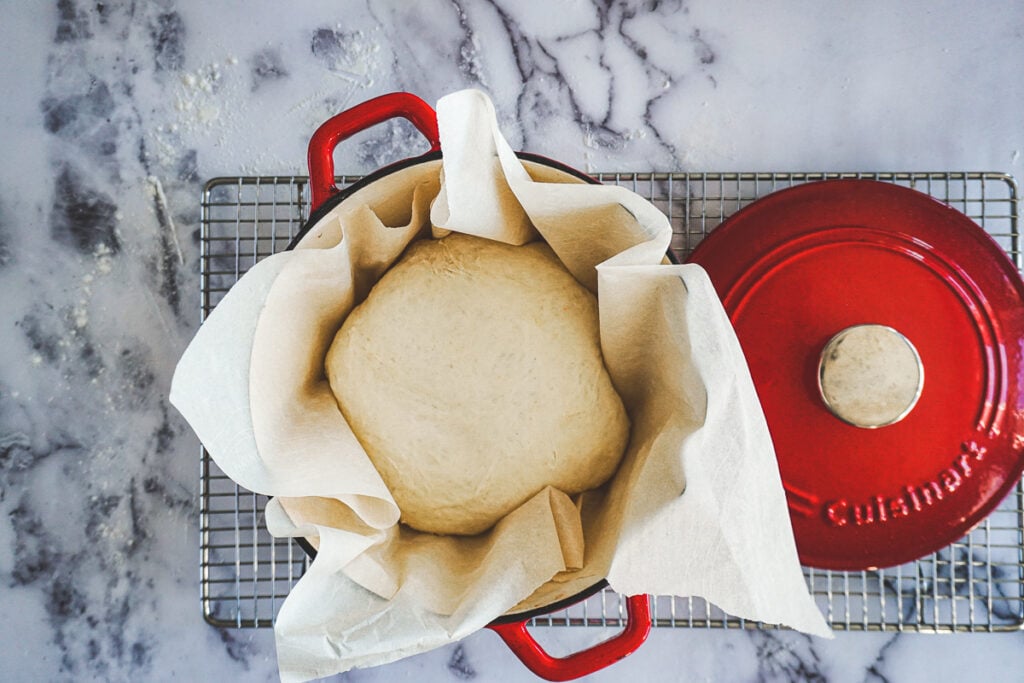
288, 92, 654, 682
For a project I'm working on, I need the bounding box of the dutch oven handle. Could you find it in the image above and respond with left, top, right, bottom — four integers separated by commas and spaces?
307, 92, 441, 211
488, 594, 652, 681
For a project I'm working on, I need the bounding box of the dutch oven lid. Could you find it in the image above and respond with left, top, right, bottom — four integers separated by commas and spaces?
688, 179, 1024, 570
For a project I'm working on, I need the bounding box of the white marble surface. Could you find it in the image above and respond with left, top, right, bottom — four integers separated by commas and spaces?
2, 1, 1024, 681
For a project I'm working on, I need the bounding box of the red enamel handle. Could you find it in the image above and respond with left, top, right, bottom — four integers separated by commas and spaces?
488, 594, 651, 681
306, 92, 441, 211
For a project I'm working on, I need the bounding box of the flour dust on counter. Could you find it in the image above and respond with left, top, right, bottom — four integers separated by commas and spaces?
0, 1, 261, 680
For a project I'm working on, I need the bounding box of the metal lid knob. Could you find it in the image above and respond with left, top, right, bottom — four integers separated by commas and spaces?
818, 324, 924, 428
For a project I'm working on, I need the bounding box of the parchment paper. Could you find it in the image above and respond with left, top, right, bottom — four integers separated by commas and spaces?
170, 89, 830, 683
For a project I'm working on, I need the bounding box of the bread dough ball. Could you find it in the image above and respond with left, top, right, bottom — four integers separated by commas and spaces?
325, 233, 630, 535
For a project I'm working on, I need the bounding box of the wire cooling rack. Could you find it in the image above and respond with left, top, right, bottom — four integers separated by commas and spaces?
199, 171, 1024, 632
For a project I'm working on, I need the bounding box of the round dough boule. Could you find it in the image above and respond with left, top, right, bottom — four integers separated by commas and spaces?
325, 232, 630, 536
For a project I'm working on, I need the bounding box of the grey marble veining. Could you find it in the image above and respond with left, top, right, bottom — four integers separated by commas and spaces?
2, 1, 1024, 681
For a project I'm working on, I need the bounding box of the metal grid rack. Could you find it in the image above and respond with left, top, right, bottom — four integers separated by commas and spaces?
200, 171, 1024, 632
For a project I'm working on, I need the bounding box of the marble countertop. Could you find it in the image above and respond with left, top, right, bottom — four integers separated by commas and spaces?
3, 1, 1024, 681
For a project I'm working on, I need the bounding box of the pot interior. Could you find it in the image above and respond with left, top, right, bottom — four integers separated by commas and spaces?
288, 154, 611, 619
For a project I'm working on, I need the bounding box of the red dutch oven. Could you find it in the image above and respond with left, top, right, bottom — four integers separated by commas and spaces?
289, 92, 652, 681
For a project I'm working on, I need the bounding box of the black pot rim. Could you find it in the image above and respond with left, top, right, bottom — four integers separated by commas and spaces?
289, 148, 680, 266
291, 535, 609, 625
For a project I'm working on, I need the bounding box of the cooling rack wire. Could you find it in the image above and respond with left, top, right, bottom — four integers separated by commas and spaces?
199, 171, 1023, 633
